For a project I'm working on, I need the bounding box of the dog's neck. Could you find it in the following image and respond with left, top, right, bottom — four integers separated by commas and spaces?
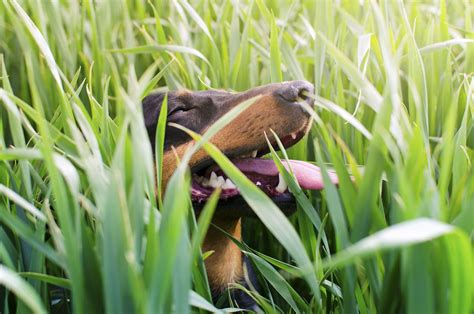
161, 146, 244, 291
202, 216, 243, 293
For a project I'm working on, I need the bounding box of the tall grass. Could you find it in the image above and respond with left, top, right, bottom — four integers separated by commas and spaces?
0, 0, 473, 313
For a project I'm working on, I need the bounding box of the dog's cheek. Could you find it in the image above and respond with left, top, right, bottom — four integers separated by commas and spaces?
211, 96, 309, 152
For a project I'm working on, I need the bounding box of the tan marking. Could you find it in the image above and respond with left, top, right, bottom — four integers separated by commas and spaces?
202, 217, 243, 291
158, 93, 311, 292
160, 94, 310, 191
175, 89, 191, 96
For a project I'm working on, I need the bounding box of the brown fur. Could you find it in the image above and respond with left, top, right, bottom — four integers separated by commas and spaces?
202, 217, 243, 291
159, 93, 311, 289
146, 81, 314, 298
160, 94, 311, 188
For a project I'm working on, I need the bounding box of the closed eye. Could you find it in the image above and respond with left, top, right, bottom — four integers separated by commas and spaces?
168, 106, 196, 116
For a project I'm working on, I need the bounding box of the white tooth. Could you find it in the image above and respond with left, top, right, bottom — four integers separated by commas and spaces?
216, 176, 225, 188
223, 178, 236, 189
208, 172, 218, 187
256, 181, 262, 186
202, 178, 210, 187
251, 150, 258, 158
222, 180, 230, 189
291, 132, 297, 140
275, 173, 288, 193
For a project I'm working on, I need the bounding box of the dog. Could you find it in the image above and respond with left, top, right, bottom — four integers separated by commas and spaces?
143, 80, 339, 309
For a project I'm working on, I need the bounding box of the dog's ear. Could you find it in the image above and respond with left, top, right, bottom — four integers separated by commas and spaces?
142, 92, 166, 152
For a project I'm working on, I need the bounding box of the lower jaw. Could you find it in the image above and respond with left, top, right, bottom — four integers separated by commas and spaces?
192, 194, 297, 218
191, 177, 288, 202
191, 185, 296, 217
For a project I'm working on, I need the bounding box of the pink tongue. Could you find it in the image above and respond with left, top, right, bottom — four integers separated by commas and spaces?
232, 158, 339, 190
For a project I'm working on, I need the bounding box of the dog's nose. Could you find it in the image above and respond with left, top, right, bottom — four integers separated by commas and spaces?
276, 80, 314, 104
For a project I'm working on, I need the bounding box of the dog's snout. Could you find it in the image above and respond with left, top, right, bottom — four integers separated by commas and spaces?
276, 80, 314, 104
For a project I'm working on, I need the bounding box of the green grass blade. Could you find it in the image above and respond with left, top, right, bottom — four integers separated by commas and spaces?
0, 266, 47, 314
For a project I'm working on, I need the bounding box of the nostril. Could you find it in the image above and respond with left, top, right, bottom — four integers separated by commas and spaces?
297, 88, 313, 103
277, 80, 314, 104
295, 81, 314, 101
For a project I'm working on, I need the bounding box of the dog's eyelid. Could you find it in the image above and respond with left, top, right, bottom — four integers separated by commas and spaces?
168, 105, 196, 116
179, 106, 195, 112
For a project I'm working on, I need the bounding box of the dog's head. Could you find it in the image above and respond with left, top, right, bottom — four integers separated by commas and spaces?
143, 80, 337, 215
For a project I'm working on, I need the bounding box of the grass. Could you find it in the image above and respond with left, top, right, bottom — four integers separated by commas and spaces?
0, 0, 473, 313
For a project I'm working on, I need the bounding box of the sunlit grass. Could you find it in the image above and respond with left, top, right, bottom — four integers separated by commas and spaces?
0, 0, 473, 313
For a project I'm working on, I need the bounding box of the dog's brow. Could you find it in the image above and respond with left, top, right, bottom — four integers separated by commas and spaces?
176, 90, 191, 97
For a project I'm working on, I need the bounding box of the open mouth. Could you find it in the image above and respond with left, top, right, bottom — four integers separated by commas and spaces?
190, 129, 339, 205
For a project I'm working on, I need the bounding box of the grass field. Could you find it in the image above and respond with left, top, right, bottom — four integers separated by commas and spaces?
0, 0, 473, 313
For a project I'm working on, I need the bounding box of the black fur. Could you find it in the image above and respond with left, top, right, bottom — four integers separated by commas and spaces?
142, 81, 314, 311
142, 81, 312, 152
143, 89, 231, 151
